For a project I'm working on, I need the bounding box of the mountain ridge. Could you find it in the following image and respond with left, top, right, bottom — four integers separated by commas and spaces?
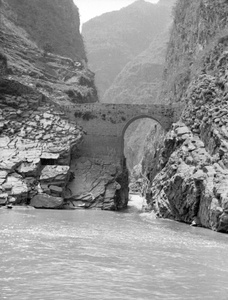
82, 0, 175, 99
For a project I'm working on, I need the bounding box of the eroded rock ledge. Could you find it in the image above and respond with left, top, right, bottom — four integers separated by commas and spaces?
0, 87, 83, 208
147, 72, 228, 233
0, 3, 129, 210
0, 79, 128, 210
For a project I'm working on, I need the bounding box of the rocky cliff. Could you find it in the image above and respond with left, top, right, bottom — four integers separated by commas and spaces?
1, 0, 86, 61
146, 0, 228, 233
0, 0, 127, 210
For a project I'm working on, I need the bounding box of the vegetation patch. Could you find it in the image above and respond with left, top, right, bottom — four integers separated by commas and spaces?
74, 111, 96, 121
110, 117, 116, 124
65, 89, 84, 103
82, 112, 96, 121
74, 111, 83, 118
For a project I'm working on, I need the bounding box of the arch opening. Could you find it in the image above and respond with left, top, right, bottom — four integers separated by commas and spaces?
122, 116, 164, 196
121, 115, 163, 139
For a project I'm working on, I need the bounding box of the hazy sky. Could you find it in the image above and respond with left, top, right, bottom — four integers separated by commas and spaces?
74, 0, 159, 24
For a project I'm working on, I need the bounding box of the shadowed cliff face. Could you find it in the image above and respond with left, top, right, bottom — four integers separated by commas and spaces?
146, 0, 228, 233
1, 0, 86, 61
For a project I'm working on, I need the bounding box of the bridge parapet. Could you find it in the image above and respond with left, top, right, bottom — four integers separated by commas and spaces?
66, 103, 181, 130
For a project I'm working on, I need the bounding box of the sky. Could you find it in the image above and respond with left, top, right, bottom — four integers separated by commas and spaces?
74, 0, 159, 24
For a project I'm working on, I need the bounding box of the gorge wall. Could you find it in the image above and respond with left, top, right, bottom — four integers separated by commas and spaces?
0, 0, 128, 211
1, 0, 87, 61
146, 0, 228, 233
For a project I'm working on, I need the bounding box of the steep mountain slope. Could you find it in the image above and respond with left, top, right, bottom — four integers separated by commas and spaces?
1, 0, 86, 61
146, 0, 228, 232
161, 0, 228, 104
103, 27, 170, 104
82, 0, 174, 99
0, 0, 115, 210
1, 0, 98, 104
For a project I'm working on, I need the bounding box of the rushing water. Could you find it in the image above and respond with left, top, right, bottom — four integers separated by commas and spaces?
1, 196, 228, 300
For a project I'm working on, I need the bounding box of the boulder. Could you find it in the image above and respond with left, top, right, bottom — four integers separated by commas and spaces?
17, 161, 40, 177
6, 175, 28, 200
30, 194, 64, 208
40, 165, 70, 185
0, 193, 8, 205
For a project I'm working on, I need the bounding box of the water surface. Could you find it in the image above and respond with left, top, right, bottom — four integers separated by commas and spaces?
1, 197, 228, 300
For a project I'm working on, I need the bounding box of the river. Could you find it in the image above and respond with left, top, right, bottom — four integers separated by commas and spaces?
1, 195, 228, 300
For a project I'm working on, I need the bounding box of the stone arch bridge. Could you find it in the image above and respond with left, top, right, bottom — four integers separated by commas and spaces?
66, 103, 181, 163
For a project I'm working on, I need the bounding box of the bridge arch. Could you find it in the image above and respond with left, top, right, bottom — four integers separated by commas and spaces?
67, 103, 180, 162
121, 115, 162, 159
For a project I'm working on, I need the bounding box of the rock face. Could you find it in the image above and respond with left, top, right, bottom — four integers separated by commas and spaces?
146, 0, 228, 232
161, 0, 228, 104
0, 0, 130, 211
30, 194, 64, 209
2, 0, 86, 61
64, 157, 128, 211
0, 0, 104, 209
102, 26, 171, 105
0, 83, 83, 208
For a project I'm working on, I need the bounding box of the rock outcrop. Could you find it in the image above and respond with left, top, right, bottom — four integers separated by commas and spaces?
2, 0, 86, 61
64, 157, 128, 210
0, 0, 100, 209
0, 74, 83, 208
146, 0, 228, 232
0, 0, 130, 211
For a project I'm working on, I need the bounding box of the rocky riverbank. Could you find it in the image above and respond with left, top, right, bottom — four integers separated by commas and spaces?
145, 0, 228, 233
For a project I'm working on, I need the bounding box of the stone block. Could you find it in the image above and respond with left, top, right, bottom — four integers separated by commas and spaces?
62, 200, 85, 209
30, 194, 63, 208
175, 126, 191, 136
40, 165, 70, 185
49, 185, 63, 196
0, 193, 8, 205
17, 161, 40, 177
6, 175, 28, 196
